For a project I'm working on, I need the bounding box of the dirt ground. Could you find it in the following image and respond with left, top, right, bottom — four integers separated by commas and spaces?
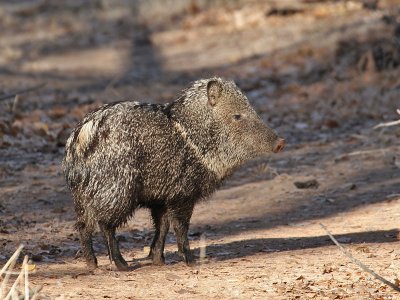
1, 1, 400, 299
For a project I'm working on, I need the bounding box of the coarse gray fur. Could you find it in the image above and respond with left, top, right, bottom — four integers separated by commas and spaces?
63, 77, 284, 270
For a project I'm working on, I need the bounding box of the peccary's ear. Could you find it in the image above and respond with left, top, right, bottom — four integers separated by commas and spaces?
207, 80, 221, 107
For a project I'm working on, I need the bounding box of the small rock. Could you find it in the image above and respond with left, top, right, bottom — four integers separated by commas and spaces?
343, 183, 357, 190
294, 179, 319, 189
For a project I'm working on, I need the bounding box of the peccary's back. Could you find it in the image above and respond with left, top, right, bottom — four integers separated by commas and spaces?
63, 101, 220, 216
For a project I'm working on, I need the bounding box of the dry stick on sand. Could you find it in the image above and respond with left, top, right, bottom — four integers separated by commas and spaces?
24, 258, 29, 300
0, 83, 46, 102
0, 245, 24, 277
0, 244, 24, 298
0, 245, 43, 300
320, 223, 400, 292
373, 109, 400, 129
4, 255, 29, 300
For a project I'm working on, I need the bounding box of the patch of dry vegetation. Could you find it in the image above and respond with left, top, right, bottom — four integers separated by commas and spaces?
0, 245, 42, 300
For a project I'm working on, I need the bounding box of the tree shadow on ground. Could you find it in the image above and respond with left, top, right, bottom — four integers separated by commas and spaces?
31, 228, 399, 277
186, 228, 399, 263
196, 165, 400, 236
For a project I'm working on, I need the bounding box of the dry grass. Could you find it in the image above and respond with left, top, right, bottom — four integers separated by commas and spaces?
0, 245, 42, 300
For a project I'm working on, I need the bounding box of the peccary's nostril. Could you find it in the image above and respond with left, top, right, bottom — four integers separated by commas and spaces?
273, 138, 285, 153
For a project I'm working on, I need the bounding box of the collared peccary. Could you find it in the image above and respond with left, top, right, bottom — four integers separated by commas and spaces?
63, 77, 285, 271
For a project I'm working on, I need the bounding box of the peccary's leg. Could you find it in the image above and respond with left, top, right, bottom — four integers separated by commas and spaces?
100, 231, 111, 263
170, 206, 194, 265
77, 221, 97, 270
149, 206, 169, 265
99, 223, 129, 271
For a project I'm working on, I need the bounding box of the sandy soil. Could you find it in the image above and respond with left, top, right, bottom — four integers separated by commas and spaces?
0, 1, 400, 299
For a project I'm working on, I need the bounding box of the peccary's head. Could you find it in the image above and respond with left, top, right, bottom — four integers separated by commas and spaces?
169, 77, 284, 179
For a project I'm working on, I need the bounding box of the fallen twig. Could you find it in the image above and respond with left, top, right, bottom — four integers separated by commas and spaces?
320, 223, 400, 292
0, 83, 46, 101
4, 255, 28, 300
0, 245, 42, 299
335, 148, 387, 161
374, 120, 400, 129
0, 245, 24, 278
373, 109, 400, 129
24, 257, 29, 300
0, 245, 23, 298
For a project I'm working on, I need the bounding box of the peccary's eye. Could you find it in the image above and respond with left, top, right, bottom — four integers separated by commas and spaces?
233, 114, 242, 121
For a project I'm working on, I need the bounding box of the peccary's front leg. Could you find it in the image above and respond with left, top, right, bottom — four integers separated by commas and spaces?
99, 223, 129, 271
170, 206, 194, 265
149, 206, 170, 265
77, 221, 97, 270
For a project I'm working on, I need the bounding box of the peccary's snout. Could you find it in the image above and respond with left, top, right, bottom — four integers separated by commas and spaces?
272, 138, 285, 153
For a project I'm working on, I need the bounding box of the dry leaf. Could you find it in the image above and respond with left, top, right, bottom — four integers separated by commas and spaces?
26, 264, 36, 271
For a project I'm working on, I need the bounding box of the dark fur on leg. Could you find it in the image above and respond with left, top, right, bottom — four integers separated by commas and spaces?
99, 223, 129, 271
149, 206, 170, 265
76, 221, 98, 270
170, 205, 194, 265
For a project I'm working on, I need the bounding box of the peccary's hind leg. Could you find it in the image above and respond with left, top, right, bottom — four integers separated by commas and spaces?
99, 223, 129, 271
170, 205, 194, 265
100, 231, 111, 263
76, 221, 97, 270
149, 206, 169, 265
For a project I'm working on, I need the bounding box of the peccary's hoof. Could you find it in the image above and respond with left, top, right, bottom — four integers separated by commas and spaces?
115, 263, 130, 271
177, 248, 194, 265
147, 251, 166, 266
152, 256, 166, 266
86, 259, 98, 271
185, 260, 195, 267
114, 259, 130, 271
183, 254, 194, 266
114, 263, 138, 271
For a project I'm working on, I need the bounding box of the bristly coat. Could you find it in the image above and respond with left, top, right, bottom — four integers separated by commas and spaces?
63, 77, 284, 270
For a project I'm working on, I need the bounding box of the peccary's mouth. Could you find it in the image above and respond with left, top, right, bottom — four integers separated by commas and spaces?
272, 138, 285, 153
